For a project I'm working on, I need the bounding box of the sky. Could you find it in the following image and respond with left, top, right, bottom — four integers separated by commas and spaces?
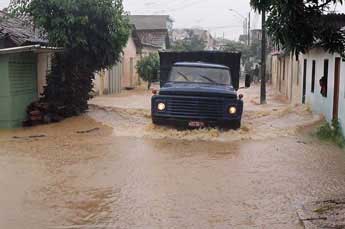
1, 0, 345, 40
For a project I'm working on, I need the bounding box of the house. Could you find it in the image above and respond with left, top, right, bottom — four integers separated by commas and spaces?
271, 14, 345, 132
129, 15, 172, 56
0, 11, 61, 128
171, 28, 216, 51
93, 15, 172, 95
93, 27, 142, 95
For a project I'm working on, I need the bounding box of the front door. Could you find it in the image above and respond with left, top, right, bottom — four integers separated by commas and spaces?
333, 57, 341, 120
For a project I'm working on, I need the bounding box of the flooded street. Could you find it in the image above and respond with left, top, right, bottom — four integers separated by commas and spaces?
1, 85, 345, 228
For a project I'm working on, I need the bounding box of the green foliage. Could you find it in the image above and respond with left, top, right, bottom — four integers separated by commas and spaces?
250, 0, 345, 57
222, 40, 261, 72
250, 0, 272, 13
316, 120, 345, 148
8, 0, 31, 16
11, 0, 130, 116
171, 30, 206, 51
136, 53, 160, 89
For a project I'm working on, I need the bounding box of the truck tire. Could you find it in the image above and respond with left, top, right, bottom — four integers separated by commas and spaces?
232, 120, 241, 130
152, 117, 163, 126
222, 120, 241, 130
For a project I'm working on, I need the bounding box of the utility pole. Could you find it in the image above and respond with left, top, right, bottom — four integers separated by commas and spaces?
260, 10, 267, 104
248, 12, 251, 46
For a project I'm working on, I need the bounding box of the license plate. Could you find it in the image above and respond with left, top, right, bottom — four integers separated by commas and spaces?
188, 121, 205, 128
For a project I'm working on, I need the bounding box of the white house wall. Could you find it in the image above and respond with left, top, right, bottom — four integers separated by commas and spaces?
271, 54, 302, 104
301, 48, 345, 131
37, 53, 52, 97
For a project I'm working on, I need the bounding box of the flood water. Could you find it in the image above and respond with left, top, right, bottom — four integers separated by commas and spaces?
1, 85, 345, 228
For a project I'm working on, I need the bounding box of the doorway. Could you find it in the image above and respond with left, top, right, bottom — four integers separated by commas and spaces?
333, 57, 341, 120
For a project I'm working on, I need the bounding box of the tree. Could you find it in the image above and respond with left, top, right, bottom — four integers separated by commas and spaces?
171, 30, 206, 51
250, 0, 345, 104
136, 53, 160, 90
250, 0, 345, 57
10, 0, 130, 117
222, 40, 261, 73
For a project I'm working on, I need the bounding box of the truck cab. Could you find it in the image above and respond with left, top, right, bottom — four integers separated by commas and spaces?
152, 53, 244, 129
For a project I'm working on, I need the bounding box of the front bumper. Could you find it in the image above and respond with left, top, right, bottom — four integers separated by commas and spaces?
151, 95, 243, 128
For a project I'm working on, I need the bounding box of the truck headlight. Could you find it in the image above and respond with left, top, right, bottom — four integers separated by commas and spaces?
157, 102, 166, 111
228, 106, 237, 114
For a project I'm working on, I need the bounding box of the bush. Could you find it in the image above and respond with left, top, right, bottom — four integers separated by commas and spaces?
136, 53, 160, 89
316, 120, 345, 148
13, 0, 130, 117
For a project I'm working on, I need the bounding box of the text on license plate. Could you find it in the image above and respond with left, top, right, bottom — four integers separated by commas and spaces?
188, 121, 205, 127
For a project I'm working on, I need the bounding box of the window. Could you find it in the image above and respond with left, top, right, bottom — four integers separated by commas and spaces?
311, 60, 316, 93
169, 66, 231, 85
320, 59, 328, 97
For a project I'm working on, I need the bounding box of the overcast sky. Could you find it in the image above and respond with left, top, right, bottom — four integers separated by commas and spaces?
1, 0, 345, 40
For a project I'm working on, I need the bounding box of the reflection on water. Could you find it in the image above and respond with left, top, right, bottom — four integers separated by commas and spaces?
1, 132, 345, 228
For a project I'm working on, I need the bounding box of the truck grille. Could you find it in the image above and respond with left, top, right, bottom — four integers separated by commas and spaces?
166, 97, 224, 119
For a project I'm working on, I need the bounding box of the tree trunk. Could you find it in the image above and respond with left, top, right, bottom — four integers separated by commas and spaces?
260, 9, 267, 104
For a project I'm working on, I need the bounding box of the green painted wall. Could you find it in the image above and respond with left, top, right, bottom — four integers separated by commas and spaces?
0, 53, 37, 129
0, 55, 11, 128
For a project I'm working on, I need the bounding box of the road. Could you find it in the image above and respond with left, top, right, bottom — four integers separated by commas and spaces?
1, 85, 345, 228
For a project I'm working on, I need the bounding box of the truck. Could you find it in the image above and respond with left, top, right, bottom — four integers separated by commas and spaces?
151, 51, 246, 129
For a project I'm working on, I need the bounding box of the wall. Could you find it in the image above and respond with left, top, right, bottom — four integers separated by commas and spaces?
94, 69, 110, 95
0, 53, 38, 128
271, 53, 302, 104
94, 35, 140, 95
272, 48, 345, 133
122, 36, 139, 88
0, 55, 10, 128
301, 48, 345, 131
9, 53, 38, 128
37, 52, 52, 97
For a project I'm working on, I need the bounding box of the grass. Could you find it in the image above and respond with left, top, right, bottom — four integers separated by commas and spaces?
316, 120, 345, 149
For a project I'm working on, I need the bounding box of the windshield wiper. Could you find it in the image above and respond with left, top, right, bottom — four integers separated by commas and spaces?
177, 71, 191, 82
198, 74, 217, 84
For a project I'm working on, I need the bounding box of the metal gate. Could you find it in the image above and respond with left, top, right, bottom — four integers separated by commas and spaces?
108, 61, 123, 94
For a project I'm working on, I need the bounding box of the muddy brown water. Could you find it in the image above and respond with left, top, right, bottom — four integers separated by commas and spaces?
2, 130, 345, 229
1, 85, 345, 228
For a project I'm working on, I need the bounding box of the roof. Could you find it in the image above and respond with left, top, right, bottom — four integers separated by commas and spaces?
136, 30, 168, 49
0, 11, 47, 47
173, 62, 229, 69
160, 50, 241, 55
128, 15, 170, 31
0, 45, 63, 55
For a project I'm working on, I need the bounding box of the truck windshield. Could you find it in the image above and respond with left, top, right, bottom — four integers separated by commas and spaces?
169, 66, 231, 85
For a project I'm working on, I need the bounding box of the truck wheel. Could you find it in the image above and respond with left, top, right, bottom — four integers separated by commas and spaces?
152, 118, 163, 126
232, 120, 241, 130
222, 121, 241, 130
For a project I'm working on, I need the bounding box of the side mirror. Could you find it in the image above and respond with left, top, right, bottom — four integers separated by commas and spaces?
239, 94, 244, 100
245, 74, 251, 88
152, 89, 158, 95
